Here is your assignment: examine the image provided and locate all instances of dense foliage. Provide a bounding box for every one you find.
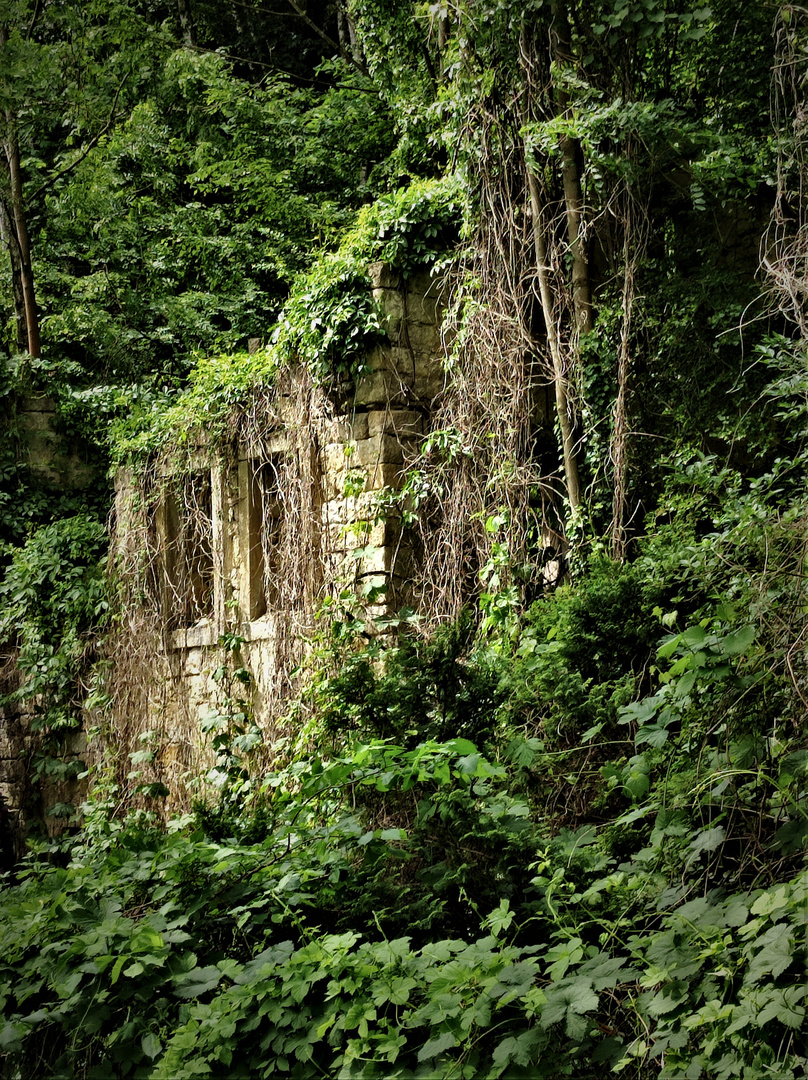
[1,1,807,1078]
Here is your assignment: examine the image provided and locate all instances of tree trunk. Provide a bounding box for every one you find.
[0,23,39,358]
[0,191,26,354]
[611,227,633,561]
[524,156,581,512]
[0,126,39,355]
[177,0,197,48]
[551,1,593,338]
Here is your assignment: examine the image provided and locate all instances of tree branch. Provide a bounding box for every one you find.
[282,0,368,76]
[28,77,126,203]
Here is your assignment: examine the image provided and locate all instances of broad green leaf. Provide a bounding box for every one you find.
[686,826,725,864]
[745,923,794,984]
[173,965,223,999]
[0,1021,24,1052]
[142,1032,162,1059]
[565,979,600,1015]
[545,938,583,981]
[417,1030,458,1061]
[485,899,514,939]
[755,985,806,1029]
[720,625,756,655]
[750,885,790,917]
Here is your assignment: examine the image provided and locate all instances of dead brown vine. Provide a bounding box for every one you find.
[763,6,808,334]
[98,369,342,812]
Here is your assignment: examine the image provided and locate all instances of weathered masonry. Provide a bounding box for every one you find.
[105,263,446,804]
[0,396,98,854]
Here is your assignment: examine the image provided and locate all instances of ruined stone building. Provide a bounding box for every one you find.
[0,263,449,839]
[108,263,446,804]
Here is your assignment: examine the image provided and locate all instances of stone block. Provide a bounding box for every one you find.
[239,614,277,644]
[369,262,439,297]
[369,262,402,291]
[20,409,55,433]
[363,461,402,492]
[328,460,400,500]
[351,545,390,575]
[403,291,442,326]
[0,758,26,789]
[384,319,442,360]
[406,267,437,297]
[352,368,406,407]
[414,363,448,400]
[322,412,369,443]
[352,434,405,468]
[367,409,424,439]
[19,395,57,413]
[354,345,441,406]
[0,781,25,809]
[170,623,216,651]
[374,288,405,324]
[322,492,385,526]
[0,720,22,759]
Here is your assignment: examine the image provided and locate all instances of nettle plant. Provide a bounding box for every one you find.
[1,734,806,1080]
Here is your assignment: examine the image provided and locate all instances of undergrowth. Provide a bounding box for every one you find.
[1,472,807,1077]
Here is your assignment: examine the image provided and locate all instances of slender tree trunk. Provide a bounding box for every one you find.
[520,21,581,513]
[3,127,38,357]
[338,8,349,52]
[344,10,364,68]
[436,8,450,80]
[524,155,581,512]
[177,0,197,48]
[0,24,39,358]
[0,191,26,353]
[610,178,648,561]
[551,0,593,337]
[611,220,633,561]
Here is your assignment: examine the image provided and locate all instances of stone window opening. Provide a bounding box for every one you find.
[156,467,223,643]
[239,453,285,625]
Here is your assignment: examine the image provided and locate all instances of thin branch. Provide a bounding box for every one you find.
[281,0,368,76]
[29,77,126,203]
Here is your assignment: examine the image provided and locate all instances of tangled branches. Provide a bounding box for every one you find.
[763,6,808,333]
[101,370,334,812]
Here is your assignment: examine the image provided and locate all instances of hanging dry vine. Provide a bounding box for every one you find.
[409,56,572,624]
[99,369,337,812]
[763,5,808,333]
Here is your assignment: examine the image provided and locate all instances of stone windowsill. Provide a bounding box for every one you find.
[169,621,217,649]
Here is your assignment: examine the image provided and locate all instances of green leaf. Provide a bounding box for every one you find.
[565,980,600,1015]
[686,826,725,864]
[0,1021,24,1053]
[720,625,756,655]
[545,938,583,981]
[485,899,515,939]
[750,885,790,917]
[142,1032,163,1059]
[492,1029,543,1067]
[745,923,794,984]
[417,1030,458,1060]
[173,965,223,999]
[755,986,806,1029]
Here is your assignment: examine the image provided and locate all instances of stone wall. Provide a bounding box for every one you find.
[0,396,96,849]
[17,395,95,489]
[105,263,446,806]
